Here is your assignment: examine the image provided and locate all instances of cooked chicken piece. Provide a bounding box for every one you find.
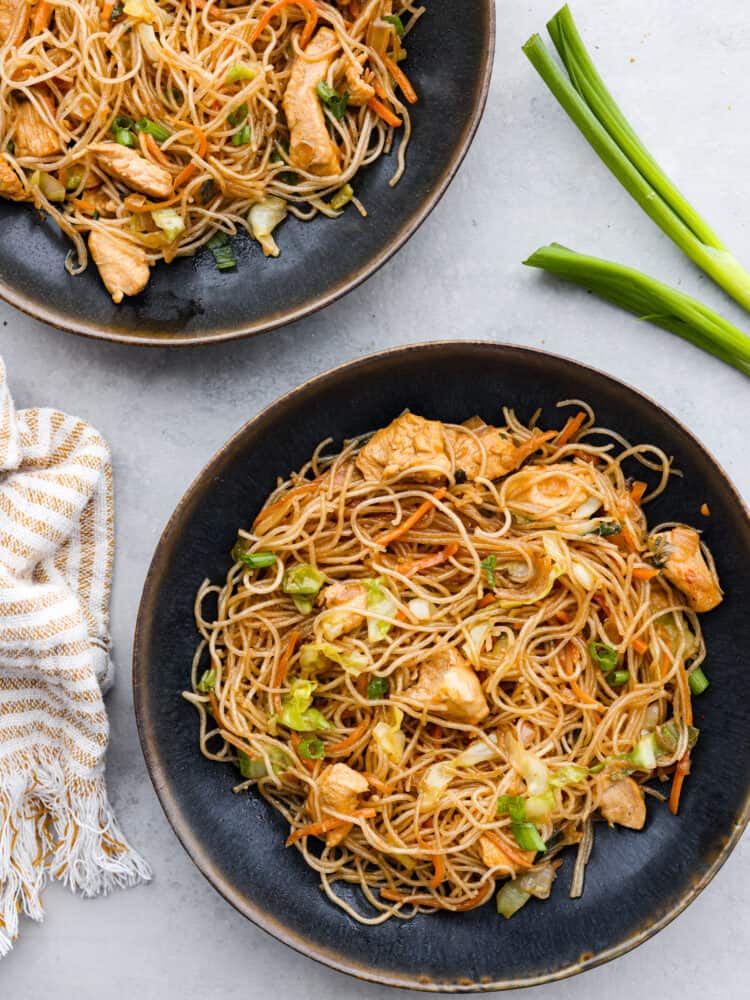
[356,413,452,483]
[505,463,598,517]
[310,763,369,847]
[596,775,646,830]
[0,0,20,44]
[90,143,173,200]
[478,835,518,874]
[402,648,489,725]
[320,581,367,640]
[447,422,554,482]
[652,526,722,613]
[14,99,62,158]
[345,61,375,106]
[0,156,25,201]
[89,230,150,304]
[283,27,340,176]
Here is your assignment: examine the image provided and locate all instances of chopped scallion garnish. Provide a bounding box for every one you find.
[589,641,617,673]
[6,140,15,155]
[316,80,348,120]
[207,231,237,271]
[481,554,497,590]
[135,117,171,142]
[689,667,710,695]
[607,670,630,687]
[231,125,252,147]
[225,63,256,85]
[298,737,325,760]
[232,547,277,569]
[367,677,389,700]
[197,668,216,692]
[330,183,354,212]
[228,103,248,127]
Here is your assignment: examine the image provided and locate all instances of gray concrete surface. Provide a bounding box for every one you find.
[1,1,748,996]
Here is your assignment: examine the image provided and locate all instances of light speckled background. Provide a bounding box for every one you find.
[1,1,749,996]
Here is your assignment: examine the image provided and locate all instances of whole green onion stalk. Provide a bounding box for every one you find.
[524,244,750,377]
[523,5,750,314]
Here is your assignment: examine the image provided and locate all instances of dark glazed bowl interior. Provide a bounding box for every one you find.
[0,2,494,346]
[134,343,750,991]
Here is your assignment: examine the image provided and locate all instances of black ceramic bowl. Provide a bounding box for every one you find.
[134,343,750,991]
[0,3,493,346]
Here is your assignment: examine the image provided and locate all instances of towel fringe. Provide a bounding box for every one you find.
[0,754,151,956]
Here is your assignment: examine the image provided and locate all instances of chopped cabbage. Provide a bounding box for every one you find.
[372,707,406,763]
[278,678,331,732]
[249,196,287,257]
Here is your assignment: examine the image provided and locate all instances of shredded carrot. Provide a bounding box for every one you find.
[555,411,587,448]
[380,880,494,911]
[290,732,316,774]
[429,852,445,890]
[14,4,31,44]
[367,96,402,128]
[700,502,711,517]
[249,0,318,48]
[71,196,97,214]
[661,651,671,679]
[32,0,53,33]
[397,542,458,576]
[630,480,648,506]
[141,131,171,168]
[220,728,253,755]
[668,753,691,815]
[632,565,659,581]
[378,488,447,546]
[363,772,393,795]
[253,475,324,530]
[286,807,377,847]
[100,0,114,26]
[372,78,389,101]
[383,55,417,104]
[568,677,605,713]
[124,192,182,212]
[620,527,637,552]
[271,629,300,711]
[631,637,648,655]
[555,609,571,624]
[326,718,369,755]
[173,124,208,189]
[515,429,558,464]
[477,593,496,608]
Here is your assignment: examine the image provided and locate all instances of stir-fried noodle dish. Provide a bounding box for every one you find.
[0,0,422,302]
[186,404,721,922]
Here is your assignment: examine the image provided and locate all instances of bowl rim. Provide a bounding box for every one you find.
[133,341,750,991]
[0,5,495,348]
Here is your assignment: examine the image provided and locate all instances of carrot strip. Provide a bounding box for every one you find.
[363,772,393,795]
[32,0,53,33]
[326,718,368,755]
[478,593,496,608]
[630,480,648,506]
[286,807,376,846]
[378,488,447,546]
[668,753,691,815]
[220,728,254,755]
[397,542,458,576]
[620,527,637,552]
[569,677,605,712]
[173,124,208,189]
[141,131,171,168]
[249,0,318,48]
[290,732,316,774]
[71,196,97,214]
[514,429,558,465]
[367,96,402,128]
[124,192,183,212]
[271,629,300,711]
[631,637,648,655]
[383,55,417,104]
[555,411,587,447]
[632,565,659,581]
[380,880,494,911]
[429,852,445,890]
[14,4,31,44]
[555,609,571,624]
[253,475,324,530]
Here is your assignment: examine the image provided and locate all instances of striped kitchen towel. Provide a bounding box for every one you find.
[0,357,150,956]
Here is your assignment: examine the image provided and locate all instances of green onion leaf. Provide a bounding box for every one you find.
[330,183,354,212]
[135,117,171,142]
[607,670,630,687]
[689,667,710,695]
[231,124,252,147]
[523,7,750,314]
[589,640,617,673]
[232,547,277,569]
[228,103,248,127]
[92,209,100,220]
[197,668,216,692]
[298,737,325,760]
[226,63,256,85]
[316,80,348,120]
[511,823,547,853]
[112,115,135,131]
[367,676,389,700]
[481,554,497,590]
[207,231,237,271]
[6,140,14,155]
[594,521,621,537]
[113,128,136,148]
[524,244,750,378]
[383,13,405,36]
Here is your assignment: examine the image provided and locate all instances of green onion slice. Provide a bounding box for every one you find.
[589,640,617,673]
[607,670,630,687]
[113,127,136,147]
[383,13,405,36]
[232,546,277,569]
[231,125,252,147]
[298,737,325,760]
[226,63,256,85]
[135,117,171,142]
[688,667,710,695]
[207,231,237,271]
[228,103,248,127]
[367,676,389,700]
[197,668,216,692]
[481,554,497,590]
